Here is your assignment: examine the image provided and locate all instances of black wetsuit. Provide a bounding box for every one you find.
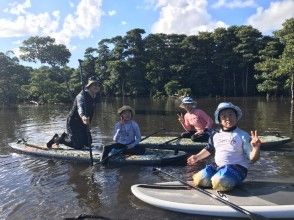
[63,90,98,149]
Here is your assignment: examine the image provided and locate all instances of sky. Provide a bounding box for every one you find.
[0,0,293,68]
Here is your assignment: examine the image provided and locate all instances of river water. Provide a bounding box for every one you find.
[0,97,294,220]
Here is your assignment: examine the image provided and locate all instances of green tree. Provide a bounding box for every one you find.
[274,18,294,100]
[21,67,68,103]
[20,36,71,67]
[254,37,284,99]
[0,52,30,104]
[144,34,169,96]
[164,80,181,96]
[234,26,262,96]
[124,28,148,96]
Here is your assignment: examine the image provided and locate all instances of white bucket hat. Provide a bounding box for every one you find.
[214,102,242,124]
[179,97,197,108]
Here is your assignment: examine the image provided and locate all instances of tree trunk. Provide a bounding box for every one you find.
[222,69,226,96]
[233,72,236,96]
[245,65,248,96]
[121,81,125,104]
[291,73,294,103]
[266,93,270,101]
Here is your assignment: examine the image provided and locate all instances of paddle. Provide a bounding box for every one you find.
[141,128,165,142]
[161,136,182,145]
[152,167,269,220]
[86,126,94,166]
[98,128,166,165]
[78,59,94,166]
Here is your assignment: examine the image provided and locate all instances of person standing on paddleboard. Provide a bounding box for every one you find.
[177,97,214,142]
[47,76,101,149]
[187,102,261,192]
[100,105,145,164]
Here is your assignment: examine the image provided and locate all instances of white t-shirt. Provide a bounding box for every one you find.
[205,127,252,168]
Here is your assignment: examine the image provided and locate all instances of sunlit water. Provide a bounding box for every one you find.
[0,97,294,220]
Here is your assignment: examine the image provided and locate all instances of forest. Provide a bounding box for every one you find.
[0,18,293,104]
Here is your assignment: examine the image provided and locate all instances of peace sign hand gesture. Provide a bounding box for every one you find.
[250,130,261,149]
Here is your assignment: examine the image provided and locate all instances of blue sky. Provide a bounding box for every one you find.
[0,0,293,68]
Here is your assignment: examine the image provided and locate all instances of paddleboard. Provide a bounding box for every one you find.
[140,135,292,152]
[131,180,294,218]
[9,140,187,165]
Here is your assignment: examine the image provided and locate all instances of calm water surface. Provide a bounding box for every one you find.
[0,97,294,220]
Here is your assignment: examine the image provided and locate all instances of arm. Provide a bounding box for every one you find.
[198,110,213,130]
[113,122,121,142]
[127,121,141,148]
[202,110,214,129]
[76,92,90,125]
[177,113,192,131]
[187,133,214,165]
[187,149,211,165]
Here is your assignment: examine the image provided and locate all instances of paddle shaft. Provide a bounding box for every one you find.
[162,136,182,145]
[86,126,94,166]
[79,59,94,166]
[141,128,165,142]
[153,168,269,220]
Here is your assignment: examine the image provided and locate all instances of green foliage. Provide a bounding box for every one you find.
[274,18,294,98]
[20,68,70,103]
[177,88,192,97]
[20,36,71,67]
[164,80,181,96]
[0,52,30,104]
[2,20,294,105]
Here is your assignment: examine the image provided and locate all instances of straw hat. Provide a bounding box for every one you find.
[179,97,197,108]
[214,102,242,124]
[117,105,135,115]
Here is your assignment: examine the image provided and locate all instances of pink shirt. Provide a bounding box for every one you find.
[182,108,213,132]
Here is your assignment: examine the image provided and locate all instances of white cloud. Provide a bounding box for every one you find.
[69,0,75,8]
[0,12,59,37]
[6,0,32,15]
[247,0,294,34]
[150,0,227,35]
[121,21,127,25]
[212,0,257,9]
[108,10,117,16]
[56,0,103,46]
[0,0,104,51]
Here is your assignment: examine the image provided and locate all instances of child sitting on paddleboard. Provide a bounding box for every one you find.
[187,102,261,192]
[100,105,145,164]
[178,97,213,142]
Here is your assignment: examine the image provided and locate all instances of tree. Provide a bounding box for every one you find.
[20,36,71,67]
[254,37,284,99]
[234,26,262,96]
[21,67,68,103]
[0,52,30,104]
[124,28,148,96]
[274,18,294,100]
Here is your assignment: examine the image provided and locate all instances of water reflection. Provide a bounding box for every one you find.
[0,97,294,220]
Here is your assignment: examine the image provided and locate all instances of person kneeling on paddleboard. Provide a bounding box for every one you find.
[46,77,101,149]
[100,105,145,164]
[187,102,261,192]
[177,97,214,142]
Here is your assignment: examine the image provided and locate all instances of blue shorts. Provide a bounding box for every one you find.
[193,163,247,191]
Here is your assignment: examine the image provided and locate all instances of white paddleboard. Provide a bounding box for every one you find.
[131,180,294,218]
